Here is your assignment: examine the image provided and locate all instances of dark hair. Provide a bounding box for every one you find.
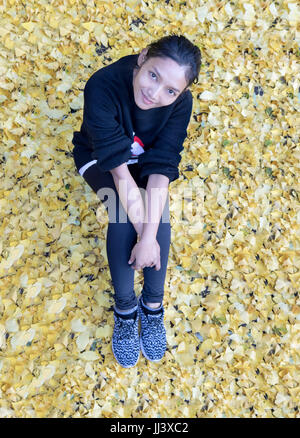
[135,33,202,91]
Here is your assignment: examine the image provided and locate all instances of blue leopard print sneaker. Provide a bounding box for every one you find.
[138,295,167,362]
[111,309,140,368]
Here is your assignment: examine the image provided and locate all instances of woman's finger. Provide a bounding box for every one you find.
[128,253,134,264]
[155,257,161,270]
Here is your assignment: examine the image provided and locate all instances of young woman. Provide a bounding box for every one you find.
[72,34,201,368]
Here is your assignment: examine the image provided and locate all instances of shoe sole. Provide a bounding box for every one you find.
[111,341,140,368]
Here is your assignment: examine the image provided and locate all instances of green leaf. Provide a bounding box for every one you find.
[265,167,273,177]
[264,140,272,147]
[242,227,250,236]
[222,139,231,146]
[212,315,226,326]
[223,167,231,177]
[272,326,287,337]
[265,107,273,117]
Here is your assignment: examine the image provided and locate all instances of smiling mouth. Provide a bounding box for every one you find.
[142,91,154,104]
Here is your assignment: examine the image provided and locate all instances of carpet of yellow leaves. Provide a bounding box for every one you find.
[0,0,299,418]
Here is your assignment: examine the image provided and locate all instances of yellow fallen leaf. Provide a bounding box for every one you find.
[1,244,24,270]
[46,297,66,314]
[10,328,35,350]
[95,325,112,338]
[76,331,90,351]
[82,22,95,32]
[180,256,192,269]
[22,22,35,32]
[190,317,203,332]
[5,319,19,332]
[79,351,99,361]
[26,281,42,299]
[38,365,56,384]
[47,333,57,344]
[199,339,212,352]
[177,341,186,353]
[71,319,87,332]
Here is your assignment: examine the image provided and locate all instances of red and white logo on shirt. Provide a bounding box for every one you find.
[126,131,145,164]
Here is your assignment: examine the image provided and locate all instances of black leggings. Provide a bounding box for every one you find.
[76,161,171,311]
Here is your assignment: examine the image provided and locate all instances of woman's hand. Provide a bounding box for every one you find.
[128,237,161,271]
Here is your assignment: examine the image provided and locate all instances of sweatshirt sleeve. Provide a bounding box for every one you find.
[83,76,132,172]
[138,91,193,184]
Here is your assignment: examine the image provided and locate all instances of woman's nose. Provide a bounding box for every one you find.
[149,86,161,101]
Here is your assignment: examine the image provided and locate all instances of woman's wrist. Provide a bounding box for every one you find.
[139,231,156,243]
[135,222,144,242]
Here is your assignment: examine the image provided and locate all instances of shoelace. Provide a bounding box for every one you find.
[114,316,137,341]
[144,312,164,332]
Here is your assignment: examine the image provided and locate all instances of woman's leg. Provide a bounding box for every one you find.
[141,194,171,307]
[106,221,138,310]
[78,162,139,311]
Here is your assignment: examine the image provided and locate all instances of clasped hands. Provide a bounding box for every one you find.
[128,237,161,271]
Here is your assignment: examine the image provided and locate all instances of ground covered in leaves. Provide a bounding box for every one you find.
[0,0,299,418]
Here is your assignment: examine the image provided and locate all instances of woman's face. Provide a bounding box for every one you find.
[132,48,189,110]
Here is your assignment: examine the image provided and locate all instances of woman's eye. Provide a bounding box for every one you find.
[150,72,175,96]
